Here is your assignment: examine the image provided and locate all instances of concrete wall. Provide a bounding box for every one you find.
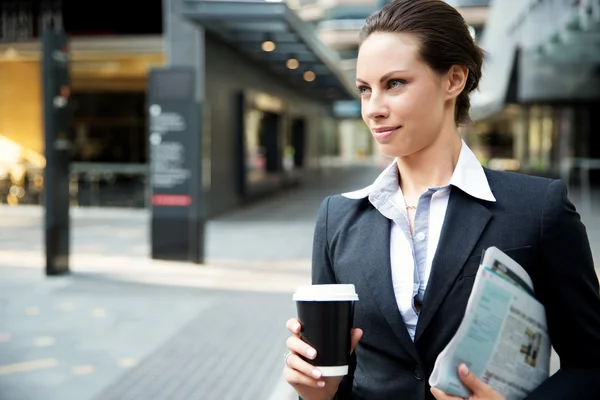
[204,34,334,217]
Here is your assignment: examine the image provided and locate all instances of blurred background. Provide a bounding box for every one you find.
[0,0,598,399]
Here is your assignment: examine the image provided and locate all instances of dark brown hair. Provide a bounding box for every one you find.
[359,0,484,125]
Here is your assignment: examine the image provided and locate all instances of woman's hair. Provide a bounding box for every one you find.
[359,0,484,125]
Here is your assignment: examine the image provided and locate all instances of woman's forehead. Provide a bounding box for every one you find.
[357,33,424,77]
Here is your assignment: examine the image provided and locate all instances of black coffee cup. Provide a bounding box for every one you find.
[293,284,359,376]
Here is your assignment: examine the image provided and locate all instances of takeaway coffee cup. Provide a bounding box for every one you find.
[293,284,359,376]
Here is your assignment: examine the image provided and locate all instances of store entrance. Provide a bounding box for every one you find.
[68,92,148,207]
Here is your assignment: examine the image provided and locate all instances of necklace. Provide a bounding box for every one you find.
[401,186,416,210]
[402,193,416,210]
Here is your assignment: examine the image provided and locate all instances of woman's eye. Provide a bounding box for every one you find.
[388,79,405,89]
[358,86,371,95]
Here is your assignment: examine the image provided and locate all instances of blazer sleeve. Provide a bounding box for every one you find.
[305,197,356,400]
[526,179,600,399]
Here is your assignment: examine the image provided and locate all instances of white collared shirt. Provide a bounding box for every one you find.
[342,140,496,340]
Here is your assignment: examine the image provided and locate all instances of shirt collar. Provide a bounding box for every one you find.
[342,140,496,202]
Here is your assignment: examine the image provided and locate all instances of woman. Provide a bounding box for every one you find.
[283,0,600,399]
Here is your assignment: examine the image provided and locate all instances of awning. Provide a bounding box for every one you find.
[180,0,359,102]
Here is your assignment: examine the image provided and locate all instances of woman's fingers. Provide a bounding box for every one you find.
[286,335,317,360]
[283,364,326,388]
[283,319,349,396]
[350,328,363,353]
[283,322,325,390]
[286,318,302,334]
[285,352,325,381]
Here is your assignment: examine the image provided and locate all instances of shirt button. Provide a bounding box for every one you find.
[416,232,426,241]
[413,364,424,381]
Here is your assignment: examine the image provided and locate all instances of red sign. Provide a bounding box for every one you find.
[152,194,192,207]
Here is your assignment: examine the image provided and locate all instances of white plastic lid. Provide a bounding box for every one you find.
[293,284,359,302]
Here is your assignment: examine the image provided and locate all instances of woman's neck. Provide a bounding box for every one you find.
[396,133,462,196]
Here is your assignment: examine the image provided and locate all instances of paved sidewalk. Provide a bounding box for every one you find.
[0,166,380,400]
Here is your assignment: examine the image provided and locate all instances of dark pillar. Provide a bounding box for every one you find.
[160,0,206,263]
[42,29,71,276]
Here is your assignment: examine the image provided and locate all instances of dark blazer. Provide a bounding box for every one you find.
[311,168,600,400]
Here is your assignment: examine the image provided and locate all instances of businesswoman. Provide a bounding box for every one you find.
[283,0,600,399]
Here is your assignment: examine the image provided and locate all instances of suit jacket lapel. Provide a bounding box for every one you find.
[359,207,422,363]
[414,188,491,342]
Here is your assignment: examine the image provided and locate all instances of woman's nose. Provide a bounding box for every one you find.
[363,94,389,121]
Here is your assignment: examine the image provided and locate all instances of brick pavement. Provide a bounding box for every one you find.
[94,290,292,400]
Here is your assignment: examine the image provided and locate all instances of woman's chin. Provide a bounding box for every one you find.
[377,143,408,159]
[376,139,431,160]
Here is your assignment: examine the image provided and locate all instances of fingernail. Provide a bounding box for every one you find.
[293,323,300,332]
[307,348,316,358]
[459,364,469,376]
[312,369,322,379]
[317,381,325,388]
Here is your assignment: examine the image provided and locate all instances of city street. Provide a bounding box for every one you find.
[1,0,598,399]
[0,166,598,400]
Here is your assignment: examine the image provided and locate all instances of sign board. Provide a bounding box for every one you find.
[148,67,204,263]
[149,103,193,207]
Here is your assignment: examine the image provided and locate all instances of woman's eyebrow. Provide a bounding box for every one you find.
[356,70,409,85]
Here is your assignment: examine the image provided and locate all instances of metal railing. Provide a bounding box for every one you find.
[68,163,149,208]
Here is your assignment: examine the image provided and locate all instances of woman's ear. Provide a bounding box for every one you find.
[445,65,469,100]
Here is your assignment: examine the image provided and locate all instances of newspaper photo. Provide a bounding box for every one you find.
[429,247,551,400]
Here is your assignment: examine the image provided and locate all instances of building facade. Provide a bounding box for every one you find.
[0,0,357,216]
[466,0,600,187]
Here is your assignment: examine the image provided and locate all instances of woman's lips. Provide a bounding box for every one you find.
[372,126,401,142]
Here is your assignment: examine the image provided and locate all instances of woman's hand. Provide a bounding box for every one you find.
[283,318,363,400]
[431,364,504,400]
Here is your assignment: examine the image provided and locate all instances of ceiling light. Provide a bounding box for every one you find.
[286,58,299,69]
[303,70,316,82]
[262,40,276,52]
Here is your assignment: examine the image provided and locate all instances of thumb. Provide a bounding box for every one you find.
[350,328,363,353]
[457,364,487,395]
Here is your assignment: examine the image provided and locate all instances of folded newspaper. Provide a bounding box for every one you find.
[429,247,550,400]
